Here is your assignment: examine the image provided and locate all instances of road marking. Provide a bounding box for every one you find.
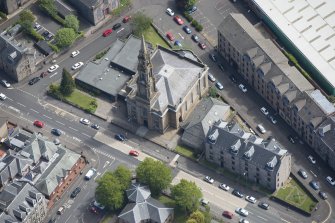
[280,218,291,223]
[81,132,91,137]
[43,114,52,119]
[49,72,58,78]
[72,136,81,142]
[94,172,101,180]
[56,120,65,125]
[310,170,317,177]
[30,108,39,113]
[17,102,26,107]
[117,27,124,33]
[69,127,78,131]
[103,161,110,169]
[178,33,184,39]
[257,215,267,221]
[8,106,20,113]
[6,97,13,101]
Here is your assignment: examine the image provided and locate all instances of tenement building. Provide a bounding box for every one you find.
[126,37,209,133]
[206,121,291,191]
[217,13,335,170]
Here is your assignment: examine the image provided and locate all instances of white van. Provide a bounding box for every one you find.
[85,168,96,180]
[257,124,266,134]
[57,206,65,215]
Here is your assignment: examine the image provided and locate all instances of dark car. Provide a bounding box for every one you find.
[42,31,49,37]
[222,210,233,219]
[258,202,270,210]
[232,189,244,198]
[298,169,308,179]
[29,77,40,85]
[91,124,100,130]
[191,34,199,42]
[112,23,122,30]
[183,25,191,34]
[187,6,197,14]
[319,191,327,200]
[70,187,81,198]
[51,128,62,136]
[40,71,48,78]
[115,134,126,141]
[48,218,56,223]
[309,181,320,190]
[209,53,217,62]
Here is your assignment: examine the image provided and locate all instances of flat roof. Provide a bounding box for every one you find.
[252,0,335,88]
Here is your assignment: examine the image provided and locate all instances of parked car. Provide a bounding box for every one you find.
[319,191,328,200]
[245,196,257,204]
[112,23,122,30]
[326,176,335,186]
[269,115,277,124]
[191,34,199,42]
[123,16,131,23]
[219,183,230,191]
[48,64,59,73]
[183,25,191,34]
[222,210,234,219]
[260,107,269,116]
[215,82,223,90]
[239,219,249,223]
[42,31,49,37]
[34,22,42,30]
[308,155,316,164]
[298,169,308,179]
[72,62,84,70]
[71,50,80,57]
[258,202,270,210]
[239,84,247,93]
[51,128,62,136]
[235,208,248,217]
[209,54,217,62]
[129,150,139,157]
[46,33,53,41]
[33,120,44,128]
[174,16,184,25]
[29,77,40,85]
[80,118,90,125]
[91,124,100,130]
[40,71,48,78]
[1,80,10,88]
[103,29,113,37]
[174,40,182,47]
[85,168,96,180]
[309,181,320,190]
[208,73,216,82]
[115,133,126,141]
[232,189,243,198]
[204,176,214,184]
[200,198,209,206]
[0,93,6,100]
[166,8,175,16]
[257,124,266,134]
[57,206,65,215]
[187,6,197,14]
[288,135,296,144]
[70,187,81,198]
[198,42,206,49]
[166,32,174,41]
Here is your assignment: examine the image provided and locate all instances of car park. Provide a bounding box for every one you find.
[191,34,199,42]
[198,42,206,49]
[33,120,44,128]
[309,181,320,190]
[257,124,266,134]
[245,196,257,204]
[260,107,269,116]
[298,169,308,179]
[174,40,182,47]
[232,189,243,198]
[174,16,184,25]
[29,77,40,85]
[91,124,100,130]
[222,211,234,219]
[112,23,122,30]
[0,93,6,100]
[308,155,316,164]
[72,62,84,70]
[326,176,335,186]
[239,84,247,93]
[218,64,224,71]
[129,150,139,157]
[51,128,62,136]
[215,82,223,90]
[70,187,81,198]
[115,133,126,141]
[219,183,230,191]
[319,191,328,200]
[71,50,80,57]
[103,29,113,37]
[200,198,209,206]
[183,25,191,34]
[123,16,131,23]
[209,54,217,62]
[80,118,90,125]
[235,208,248,217]
[258,202,270,210]
[288,135,296,144]
[48,64,59,73]
[166,8,175,16]
[269,115,277,124]
[204,176,214,184]
[208,73,216,82]
[1,80,10,88]
[166,32,174,41]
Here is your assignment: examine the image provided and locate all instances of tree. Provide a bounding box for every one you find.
[59,68,75,96]
[19,10,35,24]
[171,179,202,213]
[175,0,197,11]
[113,165,132,191]
[136,158,172,196]
[328,95,335,103]
[55,28,76,48]
[186,219,198,223]
[131,12,153,37]
[64,15,79,32]
[95,172,125,211]
[187,210,205,223]
[38,0,57,16]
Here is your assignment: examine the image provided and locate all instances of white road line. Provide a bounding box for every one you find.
[30,108,39,113]
[280,218,291,223]
[43,114,52,119]
[257,215,267,221]
[69,127,78,131]
[56,120,65,125]
[178,33,184,39]
[49,72,58,78]
[17,102,26,107]
[6,97,13,101]
[117,27,124,33]
[81,132,91,137]
[8,106,20,113]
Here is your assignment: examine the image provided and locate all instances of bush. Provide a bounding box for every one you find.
[195,24,203,32]
[183,12,193,22]
[95,48,110,60]
[30,30,44,41]
[0,11,7,19]
[191,20,198,27]
[48,43,60,52]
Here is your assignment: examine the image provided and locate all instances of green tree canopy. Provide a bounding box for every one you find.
[136,158,172,196]
[55,28,76,48]
[171,179,202,213]
[113,165,132,191]
[175,0,197,11]
[64,15,79,32]
[187,210,205,223]
[19,10,35,24]
[186,219,198,223]
[131,12,153,37]
[59,68,75,96]
[38,0,57,16]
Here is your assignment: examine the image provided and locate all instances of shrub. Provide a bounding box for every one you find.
[48,43,60,53]
[30,30,44,41]
[0,11,7,19]
[195,24,203,32]
[183,12,193,22]
[191,20,198,27]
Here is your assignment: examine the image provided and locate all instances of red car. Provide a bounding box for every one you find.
[90,206,98,215]
[103,29,113,37]
[222,211,233,219]
[174,16,184,25]
[166,32,174,41]
[33,120,44,128]
[129,150,140,157]
[123,16,131,23]
[198,42,206,49]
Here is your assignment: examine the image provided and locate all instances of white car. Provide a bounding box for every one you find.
[260,107,269,116]
[239,84,247,93]
[235,208,248,217]
[1,80,10,88]
[257,124,266,134]
[166,8,175,16]
[269,115,277,124]
[200,198,209,206]
[71,50,80,57]
[72,62,84,70]
[204,176,214,184]
[326,176,335,186]
[239,219,249,223]
[80,118,90,125]
[245,196,257,204]
[48,64,59,73]
[0,93,6,100]
[215,82,223,90]
[219,183,230,191]
[208,73,216,82]
[308,155,316,164]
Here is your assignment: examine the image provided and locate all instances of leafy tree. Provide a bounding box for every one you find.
[136,158,172,196]
[95,172,125,211]
[175,0,197,11]
[113,165,132,191]
[20,20,34,33]
[64,15,79,32]
[19,10,35,24]
[38,0,57,16]
[131,12,153,37]
[328,95,335,103]
[187,210,205,223]
[59,68,75,96]
[186,219,198,223]
[171,179,202,213]
[55,28,76,48]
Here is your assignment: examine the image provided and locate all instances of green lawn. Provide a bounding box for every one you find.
[64,89,97,113]
[175,145,195,160]
[274,178,317,213]
[143,25,170,48]
[158,195,188,223]
[100,213,114,223]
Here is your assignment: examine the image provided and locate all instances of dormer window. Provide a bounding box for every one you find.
[243,146,255,160]
[230,139,241,155]
[208,129,219,144]
[266,156,278,171]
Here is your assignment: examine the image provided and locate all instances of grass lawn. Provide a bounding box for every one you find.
[100,213,114,223]
[143,25,170,48]
[175,145,195,160]
[158,195,188,223]
[274,178,317,213]
[64,89,97,113]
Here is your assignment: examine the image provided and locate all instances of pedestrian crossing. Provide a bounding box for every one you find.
[92,148,115,160]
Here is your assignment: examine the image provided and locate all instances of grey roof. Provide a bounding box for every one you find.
[77,0,99,7]
[75,37,141,97]
[34,41,53,56]
[317,116,335,151]
[0,155,32,185]
[126,184,151,203]
[55,0,76,18]
[7,129,32,149]
[310,90,335,115]
[181,98,230,150]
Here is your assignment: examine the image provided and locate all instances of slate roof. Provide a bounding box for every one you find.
[126,184,151,203]
[0,155,32,186]
[317,116,335,151]
[34,41,53,56]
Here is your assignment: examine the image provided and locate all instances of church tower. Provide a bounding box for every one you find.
[136,35,157,103]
